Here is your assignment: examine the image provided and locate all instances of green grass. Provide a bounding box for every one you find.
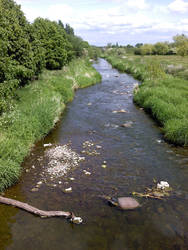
[0,58,101,191]
[103,51,188,146]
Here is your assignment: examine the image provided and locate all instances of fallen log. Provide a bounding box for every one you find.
[0,196,82,224]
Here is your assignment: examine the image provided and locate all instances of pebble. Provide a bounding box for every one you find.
[31,188,38,192]
[102,165,107,168]
[117,197,140,210]
[83,170,91,175]
[32,165,35,169]
[58,181,62,184]
[44,143,52,147]
[121,122,133,128]
[70,178,75,181]
[96,145,102,149]
[37,181,43,185]
[64,187,72,193]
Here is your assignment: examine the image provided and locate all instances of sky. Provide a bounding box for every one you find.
[15,0,188,46]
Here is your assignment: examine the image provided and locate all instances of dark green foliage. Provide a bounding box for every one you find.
[0,0,45,113]
[32,18,70,70]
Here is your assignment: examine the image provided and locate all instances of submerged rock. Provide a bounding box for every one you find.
[117,197,140,210]
[120,121,133,128]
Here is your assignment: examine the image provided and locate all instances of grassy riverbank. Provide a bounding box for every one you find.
[0,58,101,191]
[104,53,188,146]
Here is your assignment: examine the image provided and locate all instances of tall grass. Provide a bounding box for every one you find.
[104,52,188,146]
[0,58,101,191]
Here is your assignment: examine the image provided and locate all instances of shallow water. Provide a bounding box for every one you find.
[1,59,188,250]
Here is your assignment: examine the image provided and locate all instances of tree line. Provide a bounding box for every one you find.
[107,34,188,56]
[0,0,97,114]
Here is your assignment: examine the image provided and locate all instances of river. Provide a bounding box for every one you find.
[1,59,188,250]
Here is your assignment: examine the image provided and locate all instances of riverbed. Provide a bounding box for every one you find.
[1,59,188,250]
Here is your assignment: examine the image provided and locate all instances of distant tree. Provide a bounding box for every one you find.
[173,34,188,56]
[140,44,154,55]
[135,43,143,48]
[58,20,64,29]
[65,24,74,36]
[153,42,169,55]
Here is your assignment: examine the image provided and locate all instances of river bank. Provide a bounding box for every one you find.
[0,58,101,191]
[103,53,188,146]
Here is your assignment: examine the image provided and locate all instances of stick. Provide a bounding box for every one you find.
[0,196,80,222]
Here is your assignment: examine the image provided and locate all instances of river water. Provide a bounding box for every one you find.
[1,59,188,250]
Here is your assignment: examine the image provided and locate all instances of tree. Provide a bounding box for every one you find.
[65,24,74,36]
[153,42,169,55]
[173,34,188,56]
[0,0,43,113]
[140,44,154,55]
[33,18,69,70]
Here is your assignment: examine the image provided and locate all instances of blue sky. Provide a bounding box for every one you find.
[15,0,188,46]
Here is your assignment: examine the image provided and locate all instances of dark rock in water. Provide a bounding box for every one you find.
[118,197,140,210]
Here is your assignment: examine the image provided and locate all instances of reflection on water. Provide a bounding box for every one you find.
[1,59,188,250]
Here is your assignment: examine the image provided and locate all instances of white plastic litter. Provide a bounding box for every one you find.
[157,181,169,190]
[72,217,83,224]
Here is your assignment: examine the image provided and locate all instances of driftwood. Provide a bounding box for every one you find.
[0,196,82,224]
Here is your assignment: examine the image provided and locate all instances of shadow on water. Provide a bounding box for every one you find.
[1,59,188,250]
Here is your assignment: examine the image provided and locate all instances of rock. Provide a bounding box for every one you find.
[37,181,42,185]
[32,165,35,169]
[31,188,38,192]
[58,181,62,184]
[120,121,133,128]
[96,145,102,149]
[44,143,52,147]
[64,187,72,193]
[87,103,92,106]
[101,165,107,168]
[83,170,91,175]
[112,109,127,113]
[69,177,75,181]
[117,197,140,210]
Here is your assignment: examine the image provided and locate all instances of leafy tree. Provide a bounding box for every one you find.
[33,18,69,69]
[173,34,188,56]
[65,23,74,36]
[135,43,143,48]
[153,42,169,55]
[140,44,154,55]
[0,0,43,112]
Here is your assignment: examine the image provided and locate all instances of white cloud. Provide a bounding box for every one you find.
[126,0,149,10]
[168,0,188,13]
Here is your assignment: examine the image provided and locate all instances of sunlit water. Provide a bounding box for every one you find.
[1,59,188,250]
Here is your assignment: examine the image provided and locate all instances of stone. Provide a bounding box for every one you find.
[101,165,107,168]
[64,187,72,193]
[117,197,140,210]
[121,121,133,128]
[31,188,38,192]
